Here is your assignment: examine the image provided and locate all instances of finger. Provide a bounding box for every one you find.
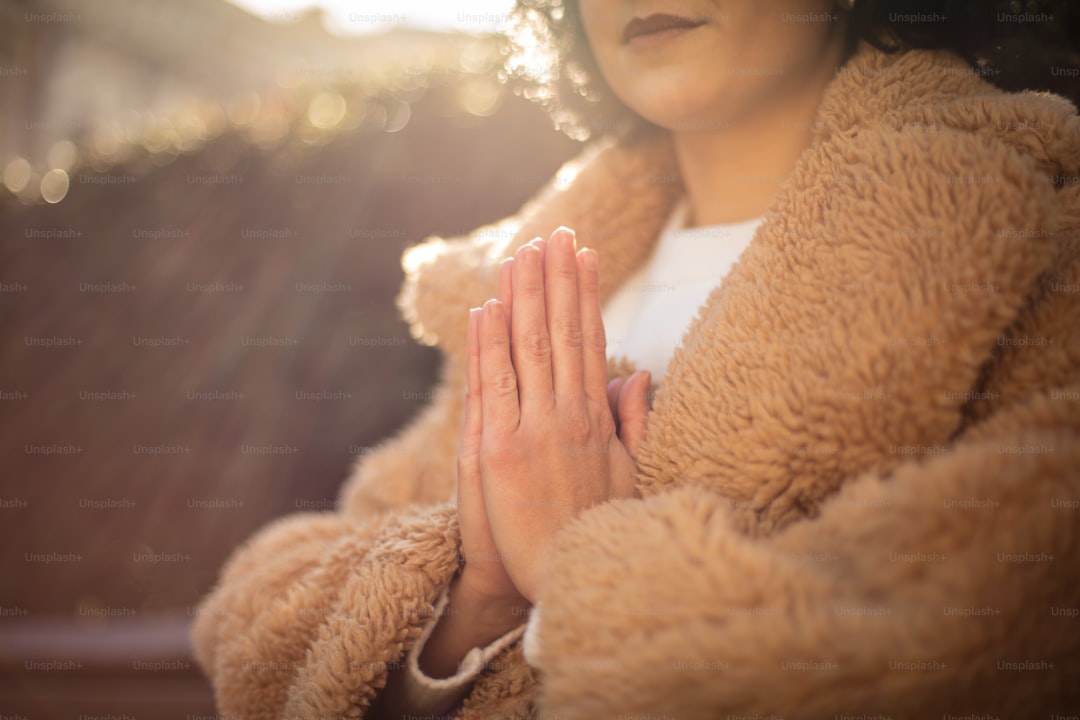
[606,376,627,431]
[577,247,608,405]
[545,227,584,402]
[511,242,553,408]
[514,238,544,351]
[479,299,520,432]
[497,257,514,339]
[618,370,652,460]
[464,307,483,446]
[458,309,489,570]
[458,308,483,491]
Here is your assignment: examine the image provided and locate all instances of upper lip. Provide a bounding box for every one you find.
[622,13,707,44]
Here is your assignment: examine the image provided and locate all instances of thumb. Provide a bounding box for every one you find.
[617,370,651,460]
[606,376,627,430]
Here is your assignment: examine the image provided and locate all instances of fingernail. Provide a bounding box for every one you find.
[519,244,539,266]
[552,226,576,250]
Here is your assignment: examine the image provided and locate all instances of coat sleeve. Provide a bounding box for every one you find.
[530,391,1080,719]
[191,500,463,719]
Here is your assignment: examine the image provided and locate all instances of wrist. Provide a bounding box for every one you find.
[416,573,529,680]
[451,570,531,631]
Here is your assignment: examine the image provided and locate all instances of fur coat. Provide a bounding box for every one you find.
[192,41,1080,719]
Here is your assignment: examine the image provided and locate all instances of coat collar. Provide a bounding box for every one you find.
[398,41,1080,534]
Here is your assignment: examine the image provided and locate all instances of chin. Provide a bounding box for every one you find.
[613,63,726,126]
[628,90,729,133]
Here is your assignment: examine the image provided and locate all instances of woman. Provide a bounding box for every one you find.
[192,1,1080,718]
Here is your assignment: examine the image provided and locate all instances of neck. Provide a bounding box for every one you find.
[672,45,848,228]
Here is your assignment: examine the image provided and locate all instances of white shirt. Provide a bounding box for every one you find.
[601,199,762,379]
[401,199,764,707]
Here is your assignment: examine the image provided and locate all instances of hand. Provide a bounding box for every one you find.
[470,227,651,603]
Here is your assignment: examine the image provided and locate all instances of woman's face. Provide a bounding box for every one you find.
[577,0,850,131]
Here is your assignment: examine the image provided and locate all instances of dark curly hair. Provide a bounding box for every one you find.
[502,0,1080,140]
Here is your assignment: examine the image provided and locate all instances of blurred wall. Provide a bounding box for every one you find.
[0,1,580,715]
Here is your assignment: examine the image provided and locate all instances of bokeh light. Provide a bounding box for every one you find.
[3,157,32,194]
[307,92,347,129]
[40,168,70,204]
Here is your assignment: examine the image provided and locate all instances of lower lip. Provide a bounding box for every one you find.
[626,25,703,51]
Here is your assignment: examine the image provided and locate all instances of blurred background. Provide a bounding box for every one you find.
[0,0,578,714]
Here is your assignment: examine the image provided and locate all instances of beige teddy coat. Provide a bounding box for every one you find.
[192,42,1080,719]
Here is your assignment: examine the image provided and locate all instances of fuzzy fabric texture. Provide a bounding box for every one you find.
[192,41,1080,719]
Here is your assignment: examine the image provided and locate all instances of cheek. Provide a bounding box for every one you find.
[576,1,620,57]
[577,7,621,82]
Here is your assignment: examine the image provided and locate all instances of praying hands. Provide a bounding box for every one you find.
[457,227,653,606]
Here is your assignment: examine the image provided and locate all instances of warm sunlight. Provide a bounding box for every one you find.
[226,0,517,34]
